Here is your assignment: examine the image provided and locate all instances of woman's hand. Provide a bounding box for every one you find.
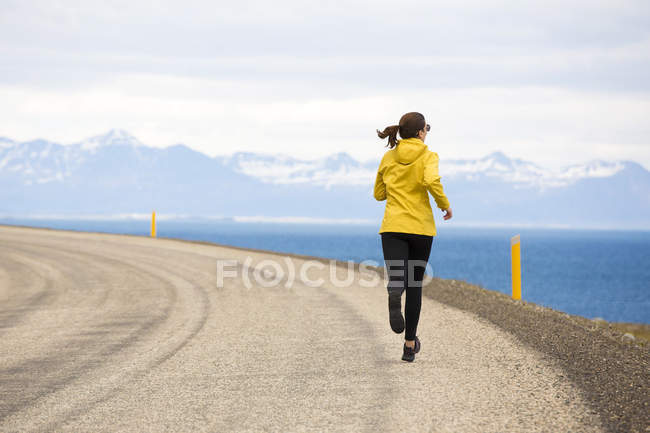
[442,207,453,221]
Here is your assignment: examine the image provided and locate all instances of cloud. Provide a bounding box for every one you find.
[2,74,648,169]
[0,0,649,168]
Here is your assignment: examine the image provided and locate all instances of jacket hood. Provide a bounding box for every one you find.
[395,137,427,164]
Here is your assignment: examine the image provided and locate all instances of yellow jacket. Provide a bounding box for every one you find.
[374,137,450,236]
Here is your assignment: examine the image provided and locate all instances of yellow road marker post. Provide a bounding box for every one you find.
[151,211,156,238]
[511,234,521,300]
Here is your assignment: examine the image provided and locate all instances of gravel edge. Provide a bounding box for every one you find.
[419,276,650,433]
[2,224,649,432]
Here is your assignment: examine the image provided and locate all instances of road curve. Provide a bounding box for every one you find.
[0,225,603,432]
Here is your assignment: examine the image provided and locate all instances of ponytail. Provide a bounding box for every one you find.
[377,112,427,149]
[376,124,400,149]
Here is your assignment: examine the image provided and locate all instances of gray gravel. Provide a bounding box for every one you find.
[0,224,618,432]
[419,276,650,433]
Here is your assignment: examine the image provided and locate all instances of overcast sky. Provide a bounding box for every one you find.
[1,0,649,168]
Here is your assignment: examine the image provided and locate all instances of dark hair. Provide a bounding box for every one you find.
[376,112,426,148]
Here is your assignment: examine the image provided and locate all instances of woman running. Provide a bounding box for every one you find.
[374,112,452,362]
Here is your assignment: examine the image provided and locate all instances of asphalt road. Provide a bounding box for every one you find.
[0,225,604,432]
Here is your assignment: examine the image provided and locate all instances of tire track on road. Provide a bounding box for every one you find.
[0,248,58,333]
[0,242,181,426]
[0,241,209,428]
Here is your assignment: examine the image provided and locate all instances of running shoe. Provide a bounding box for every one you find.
[402,343,416,362]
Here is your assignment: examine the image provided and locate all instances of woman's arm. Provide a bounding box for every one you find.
[373,168,387,201]
[373,154,387,201]
[423,152,450,210]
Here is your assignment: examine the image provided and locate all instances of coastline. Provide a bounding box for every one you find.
[1,222,649,432]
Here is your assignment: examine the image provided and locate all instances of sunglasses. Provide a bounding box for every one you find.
[425,124,431,132]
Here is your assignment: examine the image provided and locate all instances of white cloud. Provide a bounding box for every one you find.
[2,74,649,169]
[0,0,649,169]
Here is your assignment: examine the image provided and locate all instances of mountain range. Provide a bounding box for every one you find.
[1,129,649,229]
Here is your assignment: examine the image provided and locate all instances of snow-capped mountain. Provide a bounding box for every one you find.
[221,151,377,187]
[444,152,628,189]
[0,129,148,186]
[1,130,649,229]
[0,129,634,190]
[224,149,631,191]
[76,129,144,152]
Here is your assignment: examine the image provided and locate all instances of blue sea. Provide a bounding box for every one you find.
[2,218,649,324]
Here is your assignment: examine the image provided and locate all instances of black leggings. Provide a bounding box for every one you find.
[380,232,433,341]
